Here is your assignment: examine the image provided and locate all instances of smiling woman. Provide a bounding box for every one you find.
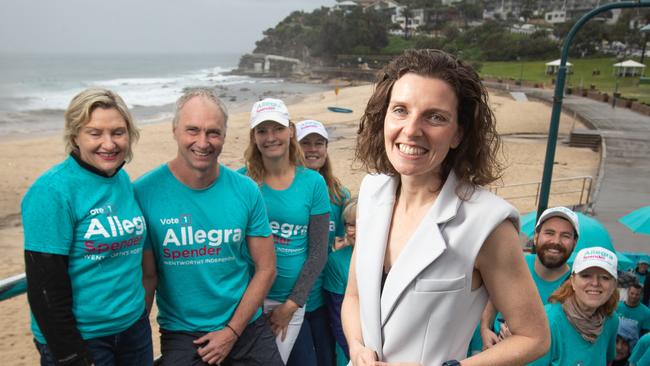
[241,98,330,364]
[530,247,620,366]
[342,49,550,366]
[21,88,152,365]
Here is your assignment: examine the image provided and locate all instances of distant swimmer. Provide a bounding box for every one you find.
[23,88,153,365]
[135,87,282,366]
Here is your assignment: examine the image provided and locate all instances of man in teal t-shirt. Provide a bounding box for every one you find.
[480,206,578,350]
[135,88,282,366]
[618,283,650,336]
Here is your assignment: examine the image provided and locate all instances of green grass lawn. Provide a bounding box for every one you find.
[480,57,650,104]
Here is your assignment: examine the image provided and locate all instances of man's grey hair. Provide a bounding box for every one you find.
[173,87,229,128]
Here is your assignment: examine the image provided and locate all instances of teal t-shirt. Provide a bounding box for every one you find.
[495,254,570,332]
[617,301,650,335]
[134,164,270,332]
[630,332,650,366]
[305,186,350,312]
[241,166,329,303]
[636,271,647,286]
[328,187,350,248]
[525,253,571,304]
[323,245,353,295]
[529,302,618,366]
[22,156,146,343]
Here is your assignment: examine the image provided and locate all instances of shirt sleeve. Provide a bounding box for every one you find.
[246,183,272,238]
[22,183,74,255]
[310,174,330,216]
[631,334,650,364]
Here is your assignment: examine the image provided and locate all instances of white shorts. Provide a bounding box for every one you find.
[263,298,306,364]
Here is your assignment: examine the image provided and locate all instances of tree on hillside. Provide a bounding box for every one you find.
[554,20,605,56]
[253,6,389,62]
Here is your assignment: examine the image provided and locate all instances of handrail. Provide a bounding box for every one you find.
[0,273,26,301]
[490,176,593,210]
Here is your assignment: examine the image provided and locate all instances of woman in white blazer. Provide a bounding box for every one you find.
[341,49,550,366]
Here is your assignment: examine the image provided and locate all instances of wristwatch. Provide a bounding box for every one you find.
[442,361,460,366]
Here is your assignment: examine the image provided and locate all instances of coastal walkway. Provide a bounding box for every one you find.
[487,82,650,252]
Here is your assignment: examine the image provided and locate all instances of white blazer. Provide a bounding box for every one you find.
[354,172,518,365]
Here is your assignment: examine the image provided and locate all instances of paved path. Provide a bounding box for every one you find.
[488,83,650,252]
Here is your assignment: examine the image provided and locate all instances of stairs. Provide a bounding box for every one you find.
[569,129,601,150]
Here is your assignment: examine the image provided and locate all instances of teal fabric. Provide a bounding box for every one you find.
[494,254,570,333]
[306,187,350,312]
[617,301,650,334]
[630,332,650,366]
[525,253,571,304]
[22,156,146,343]
[239,166,329,303]
[528,302,618,366]
[323,245,353,296]
[335,341,349,366]
[134,164,270,331]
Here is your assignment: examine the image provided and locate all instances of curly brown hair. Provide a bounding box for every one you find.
[355,49,502,194]
[548,276,619,317]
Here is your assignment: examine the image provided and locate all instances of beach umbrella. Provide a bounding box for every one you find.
[619,206,650,235]
[520,211,614,252]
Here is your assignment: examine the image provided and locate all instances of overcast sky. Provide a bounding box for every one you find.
[0,0,337,54]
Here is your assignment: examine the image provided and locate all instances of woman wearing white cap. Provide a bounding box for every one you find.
[530,246,620,365]
[242,98,330,363]
[288,119,350,366]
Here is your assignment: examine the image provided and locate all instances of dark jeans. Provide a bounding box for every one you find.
[35,311,153,366]
[287,306,335,366]
[159,316,283,366]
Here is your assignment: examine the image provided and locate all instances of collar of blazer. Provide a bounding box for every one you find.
[358,172,463,339]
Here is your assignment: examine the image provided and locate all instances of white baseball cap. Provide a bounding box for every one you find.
[572,247,618,279]
[296,120,329,141]
[250,98,290,129]
[535,206,580,237]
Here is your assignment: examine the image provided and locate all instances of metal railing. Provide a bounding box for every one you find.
[490,175,593,212]
[0,273,26,301]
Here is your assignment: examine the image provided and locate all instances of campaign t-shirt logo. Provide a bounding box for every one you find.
[83,204,146,259]
[158,214,243,263]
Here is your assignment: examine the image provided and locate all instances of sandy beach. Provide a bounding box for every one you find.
[0,83,598,364]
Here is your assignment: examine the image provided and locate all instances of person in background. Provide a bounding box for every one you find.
[635,259,649,286]
[530,247,620,366]
[618,283,650,337]
[615,318,639,366]
[287,119,350,366]
[324,198,358,366]
[481,206,579,348]
[242,98,330,364]
[342,49,548,366]
[22,88,152,365]
[135,88,281,365]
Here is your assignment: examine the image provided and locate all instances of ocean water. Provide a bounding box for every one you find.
[0,53,328,137]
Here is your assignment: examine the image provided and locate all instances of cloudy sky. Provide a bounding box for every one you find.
[0,0,337,54]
